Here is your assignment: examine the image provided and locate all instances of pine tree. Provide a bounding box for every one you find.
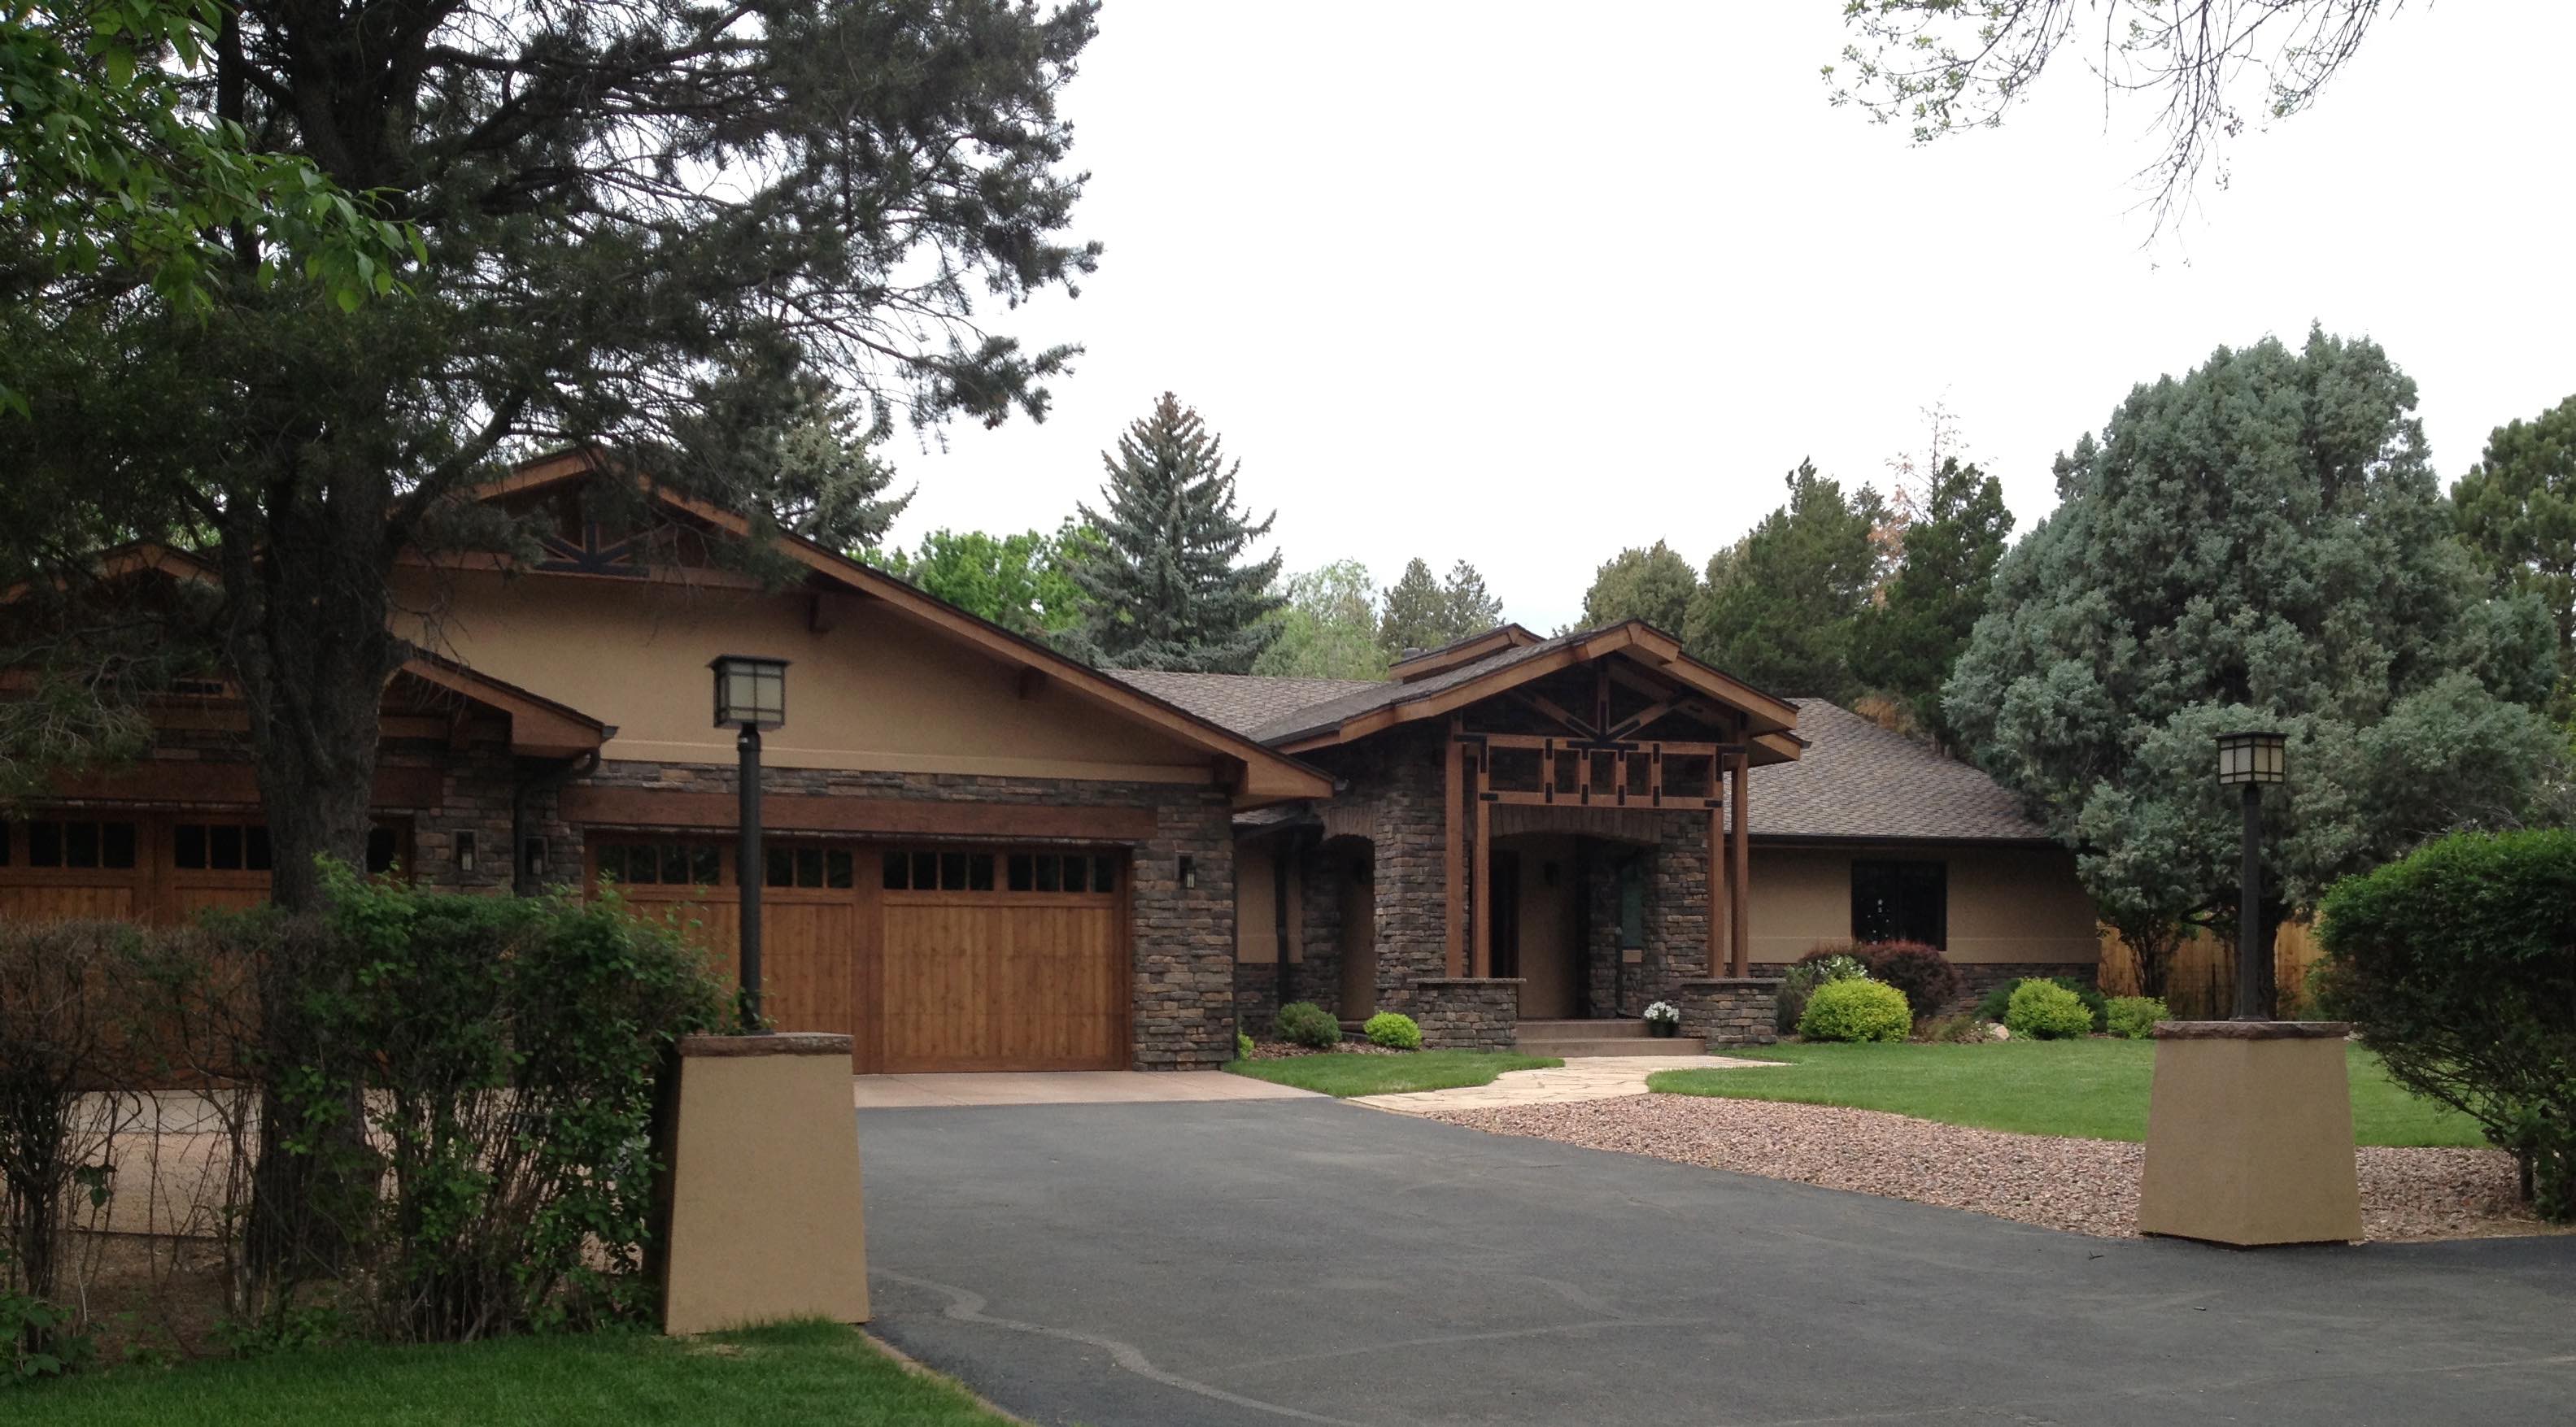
[1580,542,1699,633]
[1441,560,1506,635]
[1682,461,1889,699]
[1377,557,1507,658]
[1069,394,1283,672]
[1849,457,2013,746]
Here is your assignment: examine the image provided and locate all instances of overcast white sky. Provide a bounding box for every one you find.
[885,2,2576,633]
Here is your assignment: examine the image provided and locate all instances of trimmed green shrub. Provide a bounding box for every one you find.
[1275,1001,1340,1049]
[1798,977,1912,1042]
[1775,952,1872,1034]
[2317,829,2576,1220]
[1362,1012,1423,1051]
[1976,975,2107,1031]
[1236,1032,1255,1060]
[2105,995,2168,1040]
[2005,980,2095,1039]
[1861,942,1961,1020]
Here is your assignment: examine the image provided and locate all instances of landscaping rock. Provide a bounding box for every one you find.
[1428,1096,2562,1242]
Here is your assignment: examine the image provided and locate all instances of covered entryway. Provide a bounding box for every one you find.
[596,838,1131,1073]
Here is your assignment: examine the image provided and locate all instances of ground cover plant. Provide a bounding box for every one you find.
[7,1319,1006,1425]
[2317,828,2576,1219]
[1645,1041,2485,1146]
[1224,1051,1559,1099]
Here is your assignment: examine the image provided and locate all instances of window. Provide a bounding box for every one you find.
[1615,855,1645,951]
[1851,859,1946,947]
[172,822,270,872]
[596,839,725,887]
[885,847,1115,894]
[763,846,853,890]
[27,820,139,871]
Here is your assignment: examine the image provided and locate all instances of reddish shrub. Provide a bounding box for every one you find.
[1862,942,1962,1019]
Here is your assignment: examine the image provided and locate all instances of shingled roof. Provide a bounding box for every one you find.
[1747,699,2049,842]
[1108,671,1385,735]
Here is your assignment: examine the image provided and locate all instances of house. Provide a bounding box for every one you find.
[1123,631,2099,1048]
[2,454,2095,1070]
[0,453,1330,1073]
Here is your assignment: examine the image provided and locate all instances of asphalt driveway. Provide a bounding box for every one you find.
[857,1098,2576,1426]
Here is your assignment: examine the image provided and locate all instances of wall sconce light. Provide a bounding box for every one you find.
[1179,855,1196,890]
[457,830,478,876]
[521,837,547,882]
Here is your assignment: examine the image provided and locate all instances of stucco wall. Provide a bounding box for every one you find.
[1747,842,2096,965]
[395,568,1219,784]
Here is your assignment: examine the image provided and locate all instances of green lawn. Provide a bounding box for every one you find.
[11,1320,1010,1427]
[1649,1039,2487,1146]
[1224,1048,1560,1097]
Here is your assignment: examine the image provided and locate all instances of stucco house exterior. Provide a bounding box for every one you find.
[3,455,2096,1070]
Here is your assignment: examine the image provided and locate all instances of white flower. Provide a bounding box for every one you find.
[1643,1000,1681,1024]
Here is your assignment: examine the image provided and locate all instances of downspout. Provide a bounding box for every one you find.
[512,750,600,895]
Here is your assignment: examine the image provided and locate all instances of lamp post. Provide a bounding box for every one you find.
[712,655,788,1029]
[2214,731,2286,1021]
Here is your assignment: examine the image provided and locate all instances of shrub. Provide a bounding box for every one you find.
[1275,1001,1340,1050]
[2105,995,2168,1040]
[2317,829,2576,1220]
[1798,978,1912,1042]
[1862,942,1962,1020]
[1913,1013,1987,1044]
[2005,980,2095,1039]
[1976,976,2107,1031]
[1362,1012,1422,1051]
[1775,953,1872,1034]
[1236,1032,1255,1060]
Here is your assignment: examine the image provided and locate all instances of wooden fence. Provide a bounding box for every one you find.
[2096,920,2324,1020]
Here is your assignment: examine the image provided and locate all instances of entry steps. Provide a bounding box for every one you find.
[1514,1018,1707,1059]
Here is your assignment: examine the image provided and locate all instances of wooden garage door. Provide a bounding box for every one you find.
[0,813,410,925]
[595,840,1129,1073]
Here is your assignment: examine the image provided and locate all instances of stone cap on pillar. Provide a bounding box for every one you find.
[2151,1020,2351,1041]
[1676,977,1786,990]
[678,1032,855,1058]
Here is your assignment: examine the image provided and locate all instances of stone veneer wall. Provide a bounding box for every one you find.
[1672,977,1781,1046]
[1409,978,1519,1051]
[580,759,1240,1070]
[1296,729,1452,1017]
[1576,816,1717,1019]
[1750,959,2098,1015]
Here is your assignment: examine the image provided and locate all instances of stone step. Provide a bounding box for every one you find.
[1514,1018,1652,1040]
[1519,1036,1710,1059]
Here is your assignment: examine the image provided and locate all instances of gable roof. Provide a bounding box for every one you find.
[1242,621,1802,759]
[1111,670,1385,735]
[1747,699,2048,843]
[1386,624,1543,681]
[463,451,1334,807]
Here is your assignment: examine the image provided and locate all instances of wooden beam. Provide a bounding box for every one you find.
[47,764,445,810]
[560,786,1159,842]
[1707,803,1725,977]
[1730,750,1751,976]
[1444,729,1465,977]
[1471,748,1493,979]
[1606,699,1680,741]
[1508,691,1597,738]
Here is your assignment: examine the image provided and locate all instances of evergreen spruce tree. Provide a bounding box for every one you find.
[1377,557,1506,656]
[1441,560,1506,635]
[1850,457,2013,746]
[1070,394,1284,672]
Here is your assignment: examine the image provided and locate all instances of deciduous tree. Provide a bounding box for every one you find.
[874,522,1098,640]
[1946,329,2568,1003]
[1067,394,1282,672]
[1254,561,1388,680]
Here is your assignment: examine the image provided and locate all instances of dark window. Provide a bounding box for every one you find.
[1092,855,1118,894]
[661,844,691,885]
[766,848,794,888]
[826,851,854,890]
[883,851,908,890]
[103,821,138,870]
[1007,854,1033,891]
[174,824,208,869]
[796,847,824,888]
[911,851,937,890]
[1852,859,1946,948]
[244,826,272,872]
[1034,855,1060,893]
[66,820,100,868]
[363,826,399,877]
[28,820,62,867]
[968,854,995,892]
[691,845,721,885]
[27,820,137,871]
[1062,855,1087,894]
[0,821,10,866]
[208,824,242,871]
[939,851,966,891]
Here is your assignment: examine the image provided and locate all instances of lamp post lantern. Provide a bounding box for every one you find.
[712,655,788,1029]
[2214,730,2286,1020]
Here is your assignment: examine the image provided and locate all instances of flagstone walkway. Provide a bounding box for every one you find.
[1349,1052,1780,1115]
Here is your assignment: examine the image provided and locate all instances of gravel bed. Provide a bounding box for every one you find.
[1427,1096,2561,1242]
[1246,1039,1399,1060]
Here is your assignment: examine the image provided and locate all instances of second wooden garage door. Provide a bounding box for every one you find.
[597,840,1130,1072]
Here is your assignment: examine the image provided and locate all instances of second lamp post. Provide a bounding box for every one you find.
[2214,730,2286,1021]
[713,655,788,1030]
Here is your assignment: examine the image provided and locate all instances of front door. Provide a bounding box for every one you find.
[1338,851,1375,1018]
